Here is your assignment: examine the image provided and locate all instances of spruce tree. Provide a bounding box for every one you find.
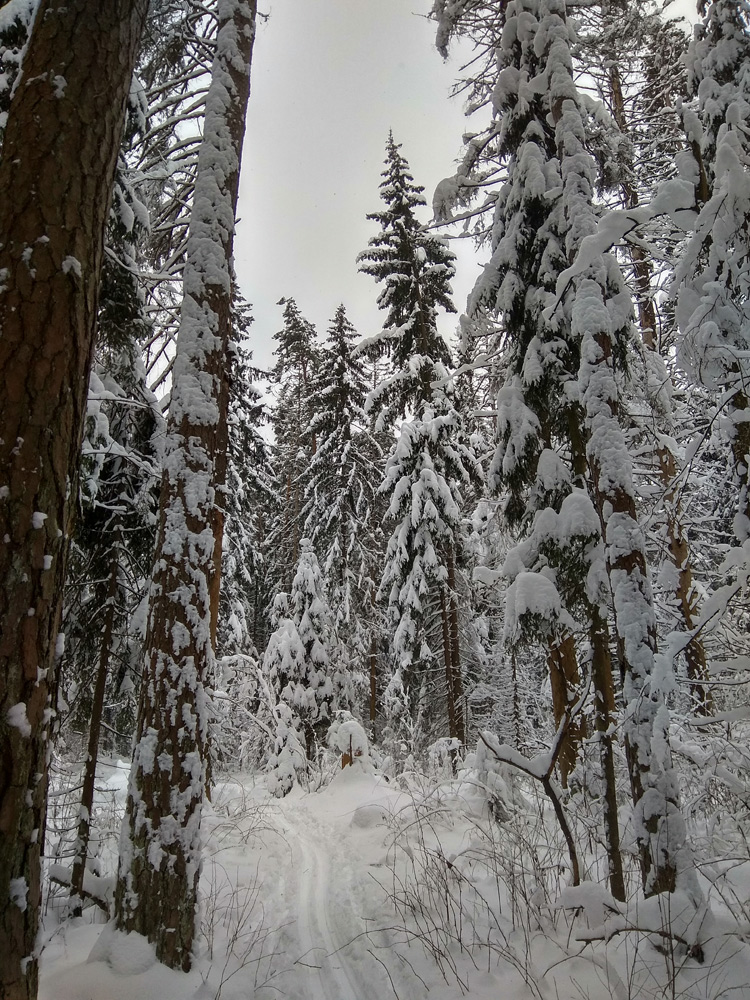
[303,305,384,659]
[359,136,480,748]
[265,539,346,759]
[267,297,320,590]
[358,132,456,423]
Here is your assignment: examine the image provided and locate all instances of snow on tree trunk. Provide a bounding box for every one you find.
[0,2,148,996]
[114,0,256,971]
[606,49,712,715]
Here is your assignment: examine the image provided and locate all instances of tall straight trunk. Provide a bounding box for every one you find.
[0,3,147,997]
[446,552,465,745]
[439,587,458,739]
[608,58,711,715]
[114,1,257,972]
[369,589,378,723]
[590,610,626,901]
[69,555,120,917]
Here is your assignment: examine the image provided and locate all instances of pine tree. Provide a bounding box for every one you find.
[114,0,256,971]
[0,3,148,995]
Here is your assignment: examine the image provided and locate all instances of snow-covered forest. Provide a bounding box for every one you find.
[2,0,750,998]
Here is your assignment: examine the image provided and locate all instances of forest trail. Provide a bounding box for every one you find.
[277,800,388,1000]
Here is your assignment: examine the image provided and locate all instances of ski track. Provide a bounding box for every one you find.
[281,807,383,1000]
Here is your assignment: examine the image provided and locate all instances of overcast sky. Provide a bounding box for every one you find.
[234,0,477,372]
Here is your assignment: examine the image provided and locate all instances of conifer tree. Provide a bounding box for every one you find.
[359,136,480,747]
[268,297,320,589]
[265,539,346,759]
[303,305,384,660]
[358,132,455,423]
[675,0,750,541]
[114,0,257,970]
[0,3,148,994]
[433,0,697,903]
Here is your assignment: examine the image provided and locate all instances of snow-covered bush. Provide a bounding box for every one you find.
[266,703,307,798]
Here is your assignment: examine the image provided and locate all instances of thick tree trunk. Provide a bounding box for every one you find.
[0,3,147,997]
[114,0,256,972]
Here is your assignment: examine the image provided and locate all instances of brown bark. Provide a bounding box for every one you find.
[114,2,256,971]
[0,3,147,997]
[69,557,120,917]
[547,634,585,787]
[590,610,626,901]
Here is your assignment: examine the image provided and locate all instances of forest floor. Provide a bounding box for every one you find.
[38,759,750,1000]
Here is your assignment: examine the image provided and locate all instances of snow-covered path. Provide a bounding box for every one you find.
[40,765,419,1000]
[279,802,384,1000]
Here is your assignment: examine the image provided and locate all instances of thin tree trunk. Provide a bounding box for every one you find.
[440,587,458,739]
[590,610,626,902]
[607,59,712,715]
[114,1,256,971]
[608,55,709,708]
[369,589,378,724]
[69,556,120,917]
[547,635,584,788]
[447,552,465,745]
[0,3,147,997]
[369,634,378,723]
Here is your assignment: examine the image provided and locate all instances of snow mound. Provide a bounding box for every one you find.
[350,803,390,829]
[87,925,156,975]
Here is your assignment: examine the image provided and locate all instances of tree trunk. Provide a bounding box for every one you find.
[114,0,256,972]
[440,587,458,739]
[590,610,626,902]
[581,304,689,898]
[546,634,584,788]
[69,554,120,917]
[0,3,147,996]
[608,58,711,715]
[447,552,466,745]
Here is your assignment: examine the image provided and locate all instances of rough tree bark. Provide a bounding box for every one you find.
[114,0,256,971]
[0,3,147,997]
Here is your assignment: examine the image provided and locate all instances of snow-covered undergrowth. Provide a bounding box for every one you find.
[39,753,750,1000]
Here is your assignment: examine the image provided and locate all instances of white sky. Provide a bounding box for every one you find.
[234,0,478,372]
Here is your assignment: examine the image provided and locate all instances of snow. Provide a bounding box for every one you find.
[7,701,31,737]
[37,754,750,1000]
[9,876,28,911]
[61,256,82,277]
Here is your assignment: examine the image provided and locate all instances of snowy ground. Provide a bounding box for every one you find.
[39,758,750,1000]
